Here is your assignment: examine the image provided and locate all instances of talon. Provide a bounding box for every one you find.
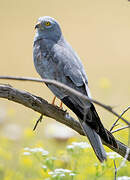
[60,101,63,109]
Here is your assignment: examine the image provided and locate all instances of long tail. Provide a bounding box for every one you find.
[62,96,118,162]
[87,104,118,149]
[79,119,107,162]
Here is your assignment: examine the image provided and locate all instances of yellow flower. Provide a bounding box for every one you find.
[40,168,50,178]
[24,128,34,138]
[67,137,78,144]
[20,156,33,167]
[34,140,44,147]
[99,77,111,89]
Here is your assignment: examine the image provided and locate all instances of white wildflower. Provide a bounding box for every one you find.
[46,157,56,161]
[41,150,49,156]
[30,147,43,152]
[107,152,121,159]
[48,171,54,175]
[52,175,57,178]
[55,168,71,173]
[23,152,31,156]
[24,147,30,151]
[66,145,74,150]
[117,176,130,180]
[42,165,47,169]
[70,173,76,176]
[73,142,91,148]
[24,147,49,156]
[67,142,91,150]
[48,168,76,177]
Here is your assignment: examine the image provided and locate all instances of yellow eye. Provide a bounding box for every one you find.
[45,21,51,26]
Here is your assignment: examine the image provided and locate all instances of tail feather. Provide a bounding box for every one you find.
[88,104,118,149]
[61,96,118,162]
[80,119,107,162]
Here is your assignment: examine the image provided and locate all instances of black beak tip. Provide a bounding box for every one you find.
[35,24,38,29]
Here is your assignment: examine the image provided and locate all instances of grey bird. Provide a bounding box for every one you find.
[33,16,118,162]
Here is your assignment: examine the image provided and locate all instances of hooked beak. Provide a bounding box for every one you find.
[35,22,42,29]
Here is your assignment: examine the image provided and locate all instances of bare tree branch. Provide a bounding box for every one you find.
[112,126,130,134]
[116,147,130,173]
[0,76,129,125]
[110,106,130,132]
[33,114,43,131]
[0,84,129,160]
[114,160,117,180]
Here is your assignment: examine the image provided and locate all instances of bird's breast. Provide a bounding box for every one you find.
[33,40,62,81]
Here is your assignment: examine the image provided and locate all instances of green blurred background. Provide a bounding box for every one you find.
[0,0,130,179]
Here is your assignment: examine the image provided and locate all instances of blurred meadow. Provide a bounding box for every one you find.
[0,0,130,179]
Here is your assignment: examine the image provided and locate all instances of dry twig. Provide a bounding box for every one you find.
[33,114,43,131]
[114,160,117,180]
[110,106,130,132]
[112,126,130,134]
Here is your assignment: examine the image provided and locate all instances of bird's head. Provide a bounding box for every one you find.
[34,16,62,42]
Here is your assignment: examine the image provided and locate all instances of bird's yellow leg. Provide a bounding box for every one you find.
[60,101,63,109]
[52,96,63,109]
[52,96,56,105]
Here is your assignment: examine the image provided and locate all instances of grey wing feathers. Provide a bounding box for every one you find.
[64,63,84,87]
[80,119,107,162]
[53,43,88,87]
[56,47,107,162]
